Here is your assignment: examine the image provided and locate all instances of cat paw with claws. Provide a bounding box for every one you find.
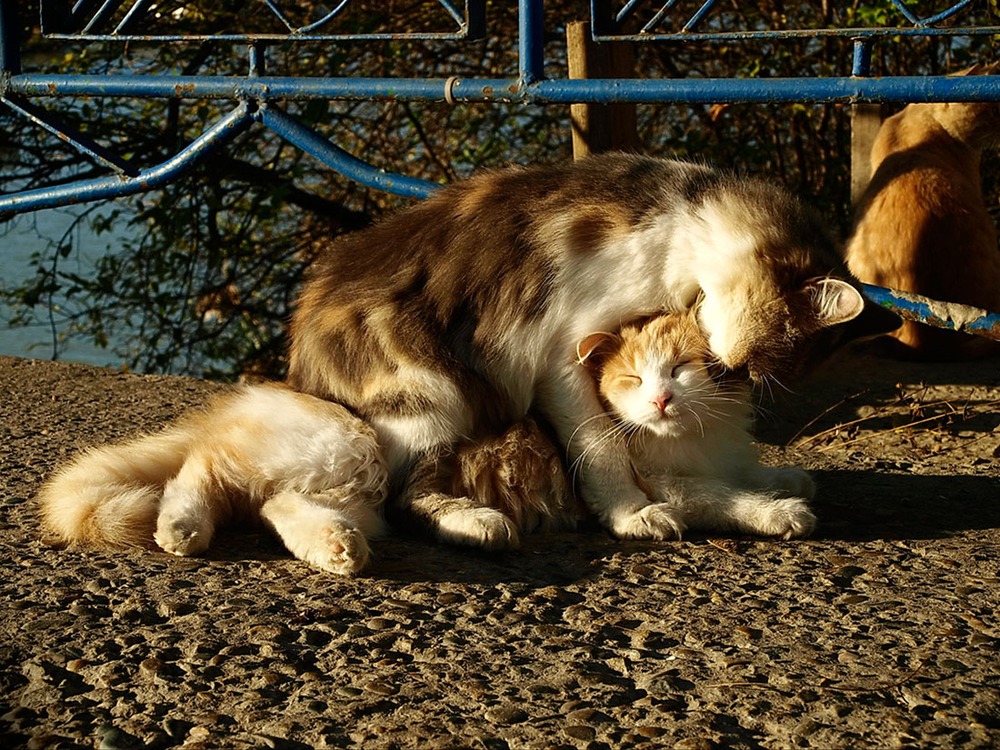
[614,503,686,541]
[436,506,520,551]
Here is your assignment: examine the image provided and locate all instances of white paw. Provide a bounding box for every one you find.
[154,513,213,556]
[302,523,371,575]
[764,468,816,500]
[435,506,520,551]
[612,503,686,541]
[755,497,817,540]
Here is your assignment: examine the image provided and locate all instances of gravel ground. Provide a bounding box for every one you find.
[1,346,999,749]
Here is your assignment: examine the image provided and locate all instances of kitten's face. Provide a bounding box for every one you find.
[580,313,723,439]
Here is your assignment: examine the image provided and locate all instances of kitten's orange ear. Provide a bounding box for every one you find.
[806,278,865,326]
[576,332,617,367]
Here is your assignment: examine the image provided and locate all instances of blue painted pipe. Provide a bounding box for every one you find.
[526,75,1000,105]
[8,73,1000,105]
[256,106,440,199]
[518,0,544,84]
[861,284,1000,341]
[0,74,516,102]
[0,103,254,216]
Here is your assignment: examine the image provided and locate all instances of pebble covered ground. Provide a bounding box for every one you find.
[1,347,998,749]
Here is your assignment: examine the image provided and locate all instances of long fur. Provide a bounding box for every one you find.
[38,429,193,549]
[37,383,389,574]
[288,153,884,546]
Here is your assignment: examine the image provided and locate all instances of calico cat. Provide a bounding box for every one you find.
[37,383,388,575]
[288,153,893,549]
[845,63,1000,360]
[575,309,816,539]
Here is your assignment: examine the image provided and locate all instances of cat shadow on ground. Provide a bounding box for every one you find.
[810,469,1000,543]
[756,346,1000,448]
[200,522,617,586]
[199,467,1000,583]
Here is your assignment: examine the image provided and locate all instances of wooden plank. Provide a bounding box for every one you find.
[850,103,883,205]
[567,20,639,159]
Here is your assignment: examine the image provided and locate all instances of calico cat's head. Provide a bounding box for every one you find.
[684,179,899,384]
[577,311,743,438]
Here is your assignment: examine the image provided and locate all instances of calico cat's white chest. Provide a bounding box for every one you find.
[554,220,699,338]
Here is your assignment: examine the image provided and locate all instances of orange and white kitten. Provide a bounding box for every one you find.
[576,310,816,539]
[846,63,1000,359]
[37,383,387,574]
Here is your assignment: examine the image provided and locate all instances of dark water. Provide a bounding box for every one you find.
[1,207,127,368]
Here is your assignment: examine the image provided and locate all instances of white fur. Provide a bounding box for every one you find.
[38,384,389,575]
[581,322,817,540]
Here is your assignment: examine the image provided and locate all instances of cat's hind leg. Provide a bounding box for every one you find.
[261,487,386,574]
[154,454,223,557]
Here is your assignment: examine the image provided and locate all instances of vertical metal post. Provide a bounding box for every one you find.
[850,39,881,206]
[851,38,872,77]
[519,0,544,85]
[0,0,22,76]
[249,43,266,77]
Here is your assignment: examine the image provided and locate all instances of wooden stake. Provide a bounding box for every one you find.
[567,20,639,160]
[850,103,882,205]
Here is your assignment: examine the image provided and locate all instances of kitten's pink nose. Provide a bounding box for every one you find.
[651,393,672,412]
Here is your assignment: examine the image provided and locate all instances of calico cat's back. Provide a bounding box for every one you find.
[845,65,1000,359]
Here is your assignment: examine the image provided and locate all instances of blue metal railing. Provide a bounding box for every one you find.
[4,1,1000,212]
[2,1,1000,340]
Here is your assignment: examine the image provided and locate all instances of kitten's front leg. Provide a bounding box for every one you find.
[539,365,682,540]
[648,475,816,540]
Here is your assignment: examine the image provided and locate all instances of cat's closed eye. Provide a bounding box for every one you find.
[615,374,643,386]
[670,360,695,378]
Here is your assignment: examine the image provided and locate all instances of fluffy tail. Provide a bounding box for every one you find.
[37,428,193,549]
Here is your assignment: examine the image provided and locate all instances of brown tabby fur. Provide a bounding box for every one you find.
[288,153,896,547]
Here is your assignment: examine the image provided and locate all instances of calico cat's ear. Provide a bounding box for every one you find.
[576,332,618,367]
[805,278,865,326]
[806,277,902,338]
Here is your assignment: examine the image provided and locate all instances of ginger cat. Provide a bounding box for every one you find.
[846,63,1000,359]
[575,310,816,539]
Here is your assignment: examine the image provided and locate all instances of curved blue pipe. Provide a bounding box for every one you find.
[0,103,254,217]
[861,284,1000,341]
